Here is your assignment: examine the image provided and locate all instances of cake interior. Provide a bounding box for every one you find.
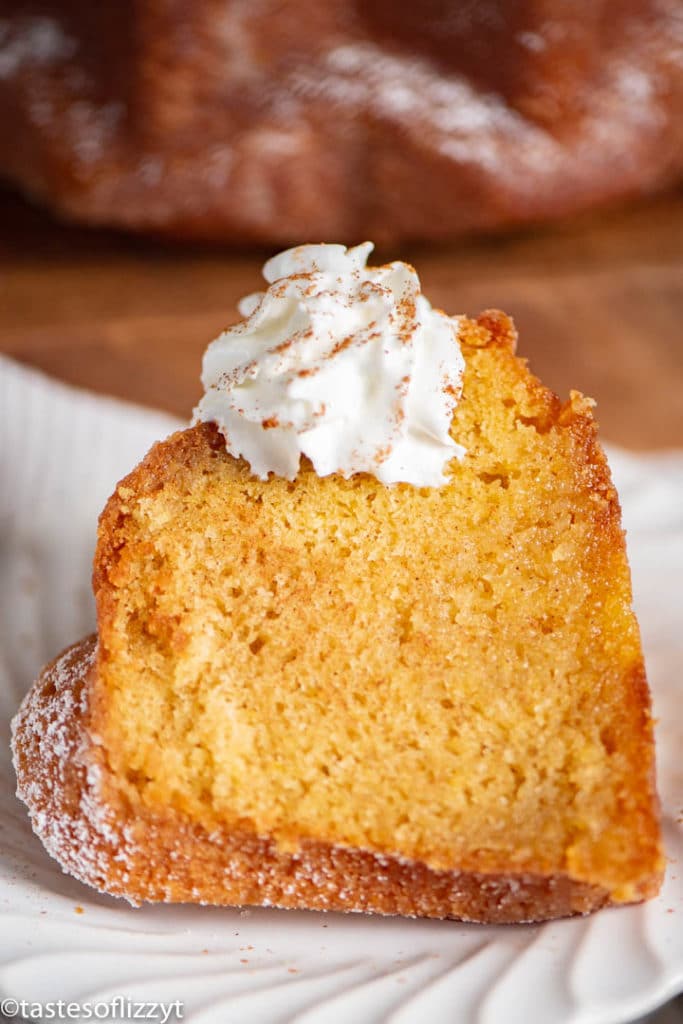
[95,318,659,900]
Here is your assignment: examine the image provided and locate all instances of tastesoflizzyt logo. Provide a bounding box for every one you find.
[1,998,184,1022]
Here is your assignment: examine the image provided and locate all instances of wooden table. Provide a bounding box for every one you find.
[1,189,682,450]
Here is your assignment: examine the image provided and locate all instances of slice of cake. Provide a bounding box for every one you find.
[12,244,663,922]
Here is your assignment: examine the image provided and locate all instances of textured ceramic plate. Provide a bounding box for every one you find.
[1,356,682,1024]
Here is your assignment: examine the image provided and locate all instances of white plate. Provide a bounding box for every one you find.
[1,356,682,1024]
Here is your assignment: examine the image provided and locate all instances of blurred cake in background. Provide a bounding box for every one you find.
[0,0,681,244]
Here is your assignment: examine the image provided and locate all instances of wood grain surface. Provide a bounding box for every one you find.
[1,189,681,449]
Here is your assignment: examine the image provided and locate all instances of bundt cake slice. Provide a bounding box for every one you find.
[12,309,663,921]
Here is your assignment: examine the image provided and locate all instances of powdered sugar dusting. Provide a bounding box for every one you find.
[11,638,143,905]
[288,36,674,190]
[291,43,564,178]
[0,15,77,79]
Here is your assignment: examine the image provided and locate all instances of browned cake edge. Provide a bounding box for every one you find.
[12,636,617,922]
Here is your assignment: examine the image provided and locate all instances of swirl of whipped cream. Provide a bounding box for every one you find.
[194,242,466,486]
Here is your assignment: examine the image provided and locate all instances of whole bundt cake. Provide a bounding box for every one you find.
[0,0,681,242]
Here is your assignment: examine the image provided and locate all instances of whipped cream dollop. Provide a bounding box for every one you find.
[194,242,466,486]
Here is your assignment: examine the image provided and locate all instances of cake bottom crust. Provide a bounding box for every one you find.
[11,637,612,923]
